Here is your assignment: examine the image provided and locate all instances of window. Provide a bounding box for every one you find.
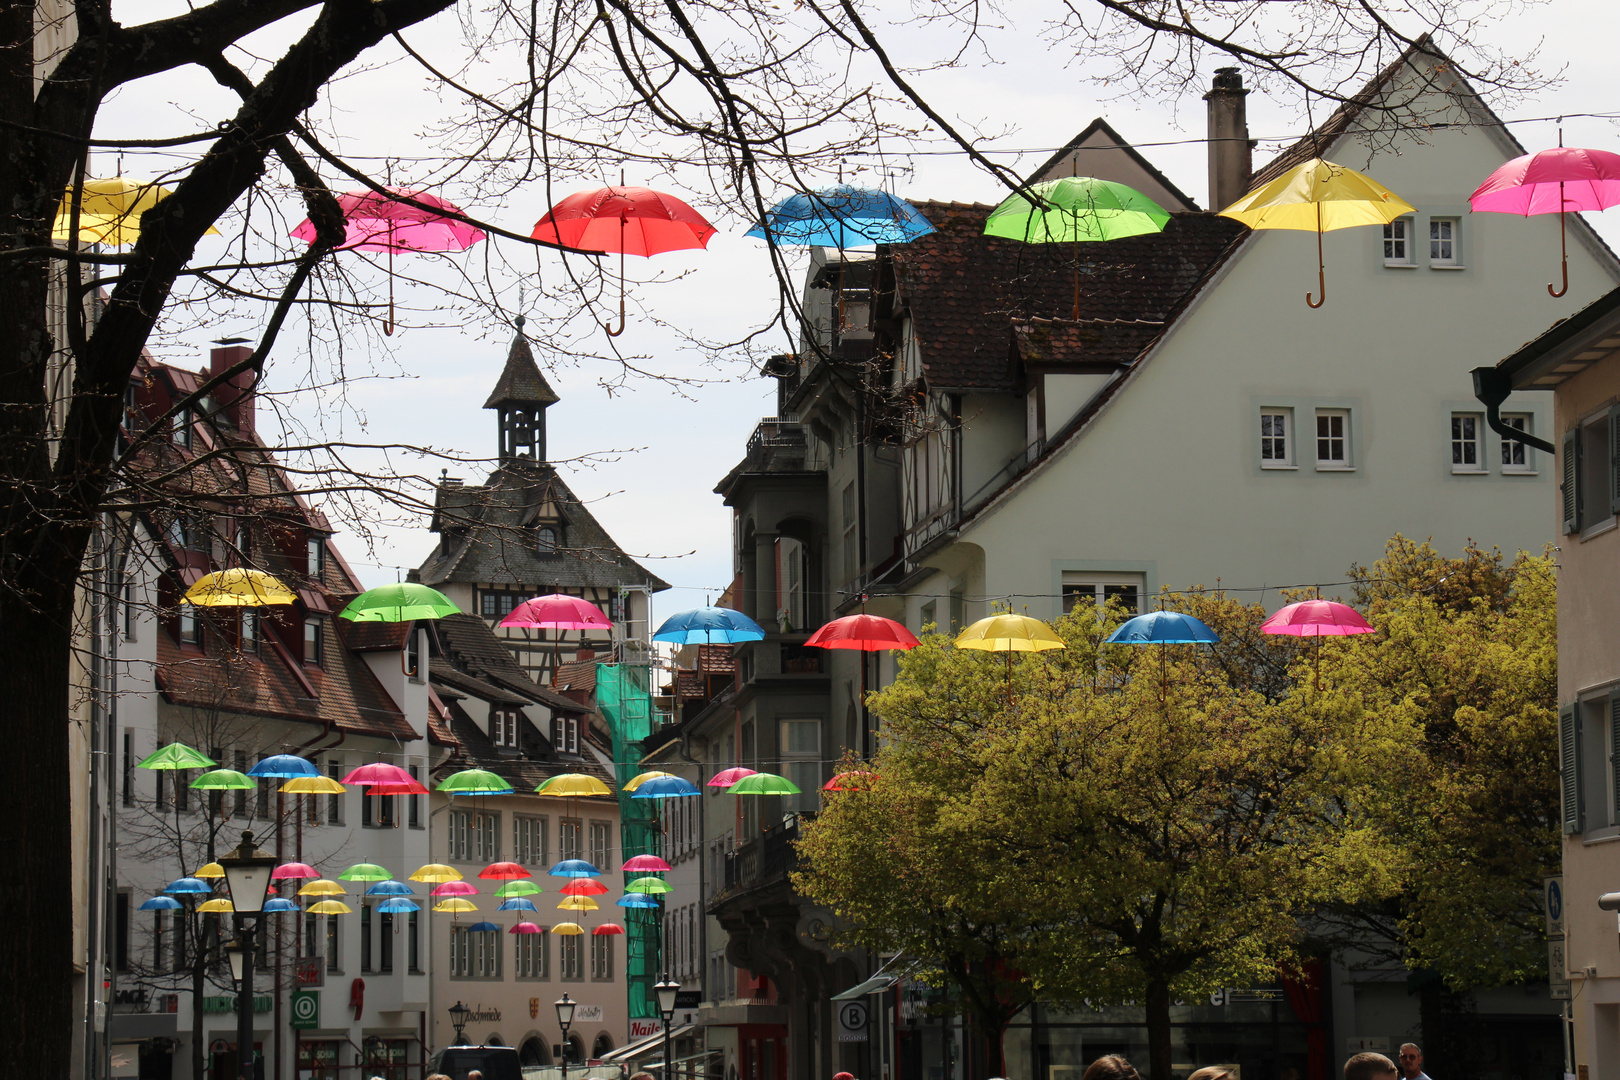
[304,618,324,665]
[450,926,501,978]
[233,750,249,818]
[1382,217,1413,265]
[1450,413,1484,472]
[1561,694,1620,836]
[1260,409,1293,467]
[775,537,806,631]
[1564,408,1620,535]
[591,933,614,980]
[516,930,549,979]
[362,788,395,828]
[841,482,858,581]
[1430,217,1459,265]
[115,892,130,971]
[514,815,548,867]
[480,590,526,618]
[123,581,136,641]
[449,809,499,862]
[122,730,134,807]
[559,818,581,861]
[325,915,340,972]
[560,934,582,980]
[780,720,820,814]
[379,911,394,973]
[361,906,372,972]
[327,760,344,825]
[172,406,192,448]
[178,609,200,647]
[1314,409,1350,469]
[1501,413,1534,472]
[307,536,325,580]
[589,820,613,871]
[408,766,422,828]
[536,525,559,552]
[552,716,579,755]
[408,911,421,972]
[1061,573,1144,616]
[491,709,520,749]
[241,610,257,652]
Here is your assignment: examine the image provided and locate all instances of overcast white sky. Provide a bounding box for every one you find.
[98,0,1620,629]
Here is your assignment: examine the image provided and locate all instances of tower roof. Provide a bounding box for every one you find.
[484,327,560,409]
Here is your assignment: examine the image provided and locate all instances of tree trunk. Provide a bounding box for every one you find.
[1144,977,1173,1080]
[967,1015,1006,1080]
[194,952,207,1080]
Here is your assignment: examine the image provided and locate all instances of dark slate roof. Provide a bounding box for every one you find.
[430,613,589,713]
[483,332,560,408]
[1010,317,1168,370]
[1026,117,1201,211]
[416,462,670,591]
[432,700,617,796]
[892,203,1246,391]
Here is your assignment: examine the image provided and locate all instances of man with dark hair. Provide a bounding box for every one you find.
[1344,1053,1398,1080]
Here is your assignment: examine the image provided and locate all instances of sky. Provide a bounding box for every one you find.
[95,0,1620,632]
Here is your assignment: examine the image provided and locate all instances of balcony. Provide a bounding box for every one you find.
[740,416,808,474]
[709,816,802,911]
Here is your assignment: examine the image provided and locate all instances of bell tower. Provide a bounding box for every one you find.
[483,316,560,464]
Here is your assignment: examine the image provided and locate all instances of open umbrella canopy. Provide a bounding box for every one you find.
[364,881,414,897]
[338,864,392,883]
[164,878,211,895]
[509,921,544,935]
[54,177,223,246]
[805,614,920,652]
[954,613,1066,653]
[197,898,235,913]
[727,772,801,796]
[557,896,600,911]
[341,762,415,786]
[533,186,717,256]
[411,864,463,884]
[1469,145,1620,297]
[182,568,296,607]
[706,768,756,789]
[499,593,612,630]
[247,755,319,780]
[292,188,485,252]
[298,880,346,897]
[985,177,1170,243]
[1105,611,1220,645]
[271,862,319,881]
[140,896,184,911]
[479,862,534,881]
[497,898,539,912]
[746,186,935,248]
[630,775,701,799]
[190,769,257,791]
[365,778,431,795]
[623,771,676,792]
[280,776,346,795]
[551,922,585,936]
[193,863,225,879]
[434,898,478,913]
[437,769,514,795]
[625,877,672,895]
[592,923,625,936]
[620,854,673,873]
[822,771,878,792]
[306,900,352,915]
[137,743,215,770]
[263,899,300,913]
[494,880,543,897]
[652,606,766,644]
[467,922,502,933]
[559,879,609,897]
[535,773,614,798]
[1260,600,1374,637]
[339,582,460,622]
[375,898,421,914]
[432,881,480,897]
[549,859,602,879]
[616,893,660,908]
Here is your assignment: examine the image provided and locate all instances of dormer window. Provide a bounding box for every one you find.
[172,406,192,449]
[536,525,559,553]
[178,609,201,648]
[304,617,324,666]
[241,611,257,653]
[492,709,520,749]
[308,536,326,579]
[553,716,579,755]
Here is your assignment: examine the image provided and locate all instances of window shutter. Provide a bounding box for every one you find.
[1562,704,1582,835]
[1610,406,1620,515]
[1611,694,1620,829]
[1564,429,1581,534]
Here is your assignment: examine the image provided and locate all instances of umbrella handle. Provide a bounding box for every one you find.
[1549,205,1569,298]
[384,230,396,336]
[1306,214,1325,309]
[602,244,626,337]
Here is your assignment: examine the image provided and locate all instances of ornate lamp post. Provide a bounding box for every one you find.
[218,831,276,1080]
[654,976,681,1080]
[448,1000,471,1045]
[555,994,576,1080]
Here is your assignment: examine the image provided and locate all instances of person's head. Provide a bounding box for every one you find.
[1080,1057,1141,1080]
[1188,1069,1236,1080]
[631,1073,657,1080]
[832,1072,855,1080]
[467,1070,483,1080]
[1344,1053,1398,1080]
[1397,1044,1423,1076]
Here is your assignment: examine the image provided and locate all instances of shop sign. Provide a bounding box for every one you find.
[837,1001,868,1043]
[290,992,320,1030]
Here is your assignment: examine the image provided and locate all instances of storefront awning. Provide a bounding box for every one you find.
[598,1024,698,1063]
[831,975,897,1001]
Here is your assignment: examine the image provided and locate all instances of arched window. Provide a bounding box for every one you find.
[536,525,559,552]
[592,1033,614,1059]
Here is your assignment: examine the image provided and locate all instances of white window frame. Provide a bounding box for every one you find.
[1061,572,1145,616]
[1429,217,1461,267]
[1382,216,1414,266]
[589,820,614,871]
[516,930,549,979]
[513,814,547,867]
[559,934,582,981]
[1314,409,1352,471]
[492,709,519,748]
[552,715,579,755]
[780,719,821,814]
[1260,408,1294,469]
[1501,412,1536,473]
[590,933,614,981]
[1451,412,1486,473]
[448,809,499,862]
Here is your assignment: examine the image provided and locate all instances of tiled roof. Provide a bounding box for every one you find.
[483,331,560,408]
[339,620,411,652]
[554,657,598,694]
[430,614,589,714]
[892,203,1247,391]
[432,702,617,796]
[1010,317,1167,370]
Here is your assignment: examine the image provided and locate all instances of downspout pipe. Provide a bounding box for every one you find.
[1472,366,1555,454]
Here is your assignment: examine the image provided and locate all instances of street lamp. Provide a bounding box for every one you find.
[218,831,277,1080]
[448,1000,471,1045]
[654,976,681,1080]
[555,994,576,1080]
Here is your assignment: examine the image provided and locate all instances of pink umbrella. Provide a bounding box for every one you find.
[621,854,672,873]
[500,593,612,684]
[271,862,318,881]
[365,779,431,796]
[707,767,756,788]
[1470,145,1620,297]
[340,762,415,786]
[431,881,480,897]
[509,922,544,935]
[291,187,486,334]
[1261,600,1374,690]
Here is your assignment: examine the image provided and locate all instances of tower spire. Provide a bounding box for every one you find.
[484,323,559,464]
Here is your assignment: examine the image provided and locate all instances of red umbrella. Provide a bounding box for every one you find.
[560,879,610,897]
[822,771,878,792]
[532,185,717,336]
[1470,144,1620,297]
[706,767,756,788]
[478,862,534,880]
[592,923,625,936]
[805,614,920,651]
[1261,600,1374,690]
[365,779,431,796]
[621,854,672,872]
[340,762,415,786]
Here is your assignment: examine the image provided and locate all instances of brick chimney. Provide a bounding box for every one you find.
[575,647,595,664]
[209,342,255,436]
[1204,67,1252,212]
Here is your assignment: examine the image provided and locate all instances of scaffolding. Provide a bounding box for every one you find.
[598,661,661,1020]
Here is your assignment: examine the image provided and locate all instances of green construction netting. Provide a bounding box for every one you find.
[599,662,662,1020]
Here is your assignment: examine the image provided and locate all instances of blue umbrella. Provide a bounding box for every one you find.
[616,893,661,908]
[376,898,421,914]
[364,880,415,897]
[468,921,501,933]
[1105,611,1219,645]
[140,896,184,911]
[630,776,701,799]
[263,898,299,913]
[746,186,936,248]
[652,606,766,645]
[497,898,538,912]
[246,754,319,780]
[549,859,602,879]
[163,877,212,895]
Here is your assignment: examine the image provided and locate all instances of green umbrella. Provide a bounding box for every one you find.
[437,769,515,795]
[495,880,543,897]
[339,582,460,623]
[726,771,801,796]
[625,876,672,894]
[190,769,257,791]
[337,863,392,882]
[137,742,217,770]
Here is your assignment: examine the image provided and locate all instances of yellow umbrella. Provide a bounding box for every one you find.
[551,922,584,936]
[433,898,477,913]
[623,770,674,792]
[53,178,223,247]
[193,863,225,879]
[298,879,346,897]
[557,896,599,912]
[1219,158,1414,308]
[410,864,463,883]
[183,568,297,607]
[197,898,234,913]
[307,900,352,915]
[280,776,346,795]
[953,614,1066,653]
[535,773,614,797]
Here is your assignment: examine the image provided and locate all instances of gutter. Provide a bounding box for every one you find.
[1470,366,1556,454]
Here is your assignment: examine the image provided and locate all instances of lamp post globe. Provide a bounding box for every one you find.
[224,940,248,985]
[654,977,680,1080]
[448,1000,471,1045]
[218,831,277,913]
[218,831,278,1080]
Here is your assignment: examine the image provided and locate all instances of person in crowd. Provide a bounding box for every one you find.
[1345,1052,1399,1080]
[1397,1044,1432,1080]
[1188,1067,1236,1080]
[1079,1057,1141,1080]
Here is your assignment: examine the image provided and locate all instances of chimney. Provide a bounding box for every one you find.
[1204,67,1252,212]
[575,647,596,664]
[209,341,255,436]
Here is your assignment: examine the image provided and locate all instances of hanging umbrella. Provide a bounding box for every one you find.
[624,771,676,792]
[307,900,352,915]
[298,880,346,897]
[746,185,935,248]
[197,898,234,913]
[1470,144,1620,296]
[533,185,718,336]
[625,877,672,895]
[501,593,613,679]
[954,614,1066,653]
[410,864,463,883]
[182,568,296,607]
[53,177,223,247]
[822,771,878,792]
[271,862,319,881]
[280,776,346,795]
[805,614,920,652]
[559,879,609,897]
[1261,600,1374,637]
[467,922,501,933]
[727,772,801,796]
[549,859,602,878]
[434,898,478,913]
[437,769,515,795]
[652,606,766,644]
[535,773,614,797]
[509,921,544,934]
[551,922,585,935]
[246,755,319,780]
[432,881,480,898]
[630,776,701,799]
[193,863,225,879]
[1105,611,1219,645]
[339,582,460,622]
[494,881,543,897]
[163,878,212,895]
[341,762,415,787]
[706,768,756,789]
[497,898,539,912]
[592,924,625,936]
[137,743,215,770]
[983,177,1172,320]
[263,898,300,914]
[189,769,256,791]
[365,778,431,796]
[557,896,600,912]
[1219,158,1413,308]
[292,187,486,336]
[479,862,534,881]
[338,863,392,883]
[364,881,415,897]
[621,854,673,873]
[376,898,421,914]
[616,893,660,909]
[140,896,184,911]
